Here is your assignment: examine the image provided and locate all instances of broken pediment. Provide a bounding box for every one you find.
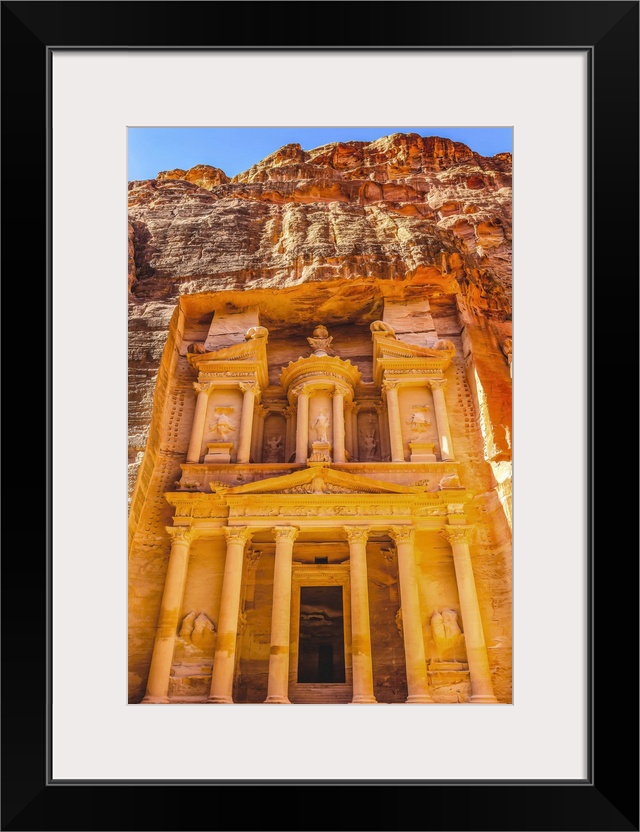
[220,464,425,496]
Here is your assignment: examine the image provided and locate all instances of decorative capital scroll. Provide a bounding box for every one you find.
[238,381,257,395]
[343,526,370,544]
[283,405,297,419]
[166,526,195,545]
[222,526,253,546]
[271,526,300,544]
[382,379,400,392]
[439,525,475,546]
[193,382,213,396]
[254,403,269,419]
[331,385,350,399]
[291,384,311,399]
[374,402,387,415]
[427,378,448,391]
[388,525,416,544]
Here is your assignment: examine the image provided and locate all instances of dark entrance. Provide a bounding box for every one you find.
[297,586,346,683]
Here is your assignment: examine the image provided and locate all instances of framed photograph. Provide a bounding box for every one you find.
[3,2,637,830]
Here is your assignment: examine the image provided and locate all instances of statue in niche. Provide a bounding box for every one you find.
[431,609,465,662]
[360,427,378,461]
[407,407,431,432]
[311,411,330,443]
[307,325,336,356]
[209,409,236,439]
[263,434,283,462]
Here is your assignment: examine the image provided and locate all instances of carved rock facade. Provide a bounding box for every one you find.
[128,133,512,705]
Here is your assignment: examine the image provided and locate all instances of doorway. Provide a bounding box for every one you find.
[297,586,346,683]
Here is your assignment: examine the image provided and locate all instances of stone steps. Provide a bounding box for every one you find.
[289,684,353,704]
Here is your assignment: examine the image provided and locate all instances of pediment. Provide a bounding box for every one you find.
[219,465,424,496]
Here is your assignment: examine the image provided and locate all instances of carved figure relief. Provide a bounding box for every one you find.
[407,406,431,432]
[431,608,465,662]
[263,434,284,462]
[370,320,396,337]
[311,411,330,443]
[209,407,236,439]
[359,427,378,461]
[178,611,216,652]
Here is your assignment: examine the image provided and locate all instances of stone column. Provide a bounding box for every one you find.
[375,402,391,462]
[332,387,346,463]
[283,405,296,463]
[389,526,434,703]
[236,383,257,464]
[345,527,377,703]
[344,403,354,460]
[265,526,299,703]
[252,404,268,463]
[383,380,405,462]
[295,386,310,463]
[186,383,212,463]
[428,379,455,462]
[142,527,194,703]
[440,525,498,703]
[208,527,253,703]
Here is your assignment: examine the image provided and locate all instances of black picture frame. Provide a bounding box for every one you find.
[2,2,638,830]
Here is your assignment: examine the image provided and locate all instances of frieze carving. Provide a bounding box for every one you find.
[174,479,201,491]
[447,504,465,515]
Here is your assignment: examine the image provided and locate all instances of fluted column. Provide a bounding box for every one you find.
[389,526,434,703]
[283,405,296,463]
[440,525,497,703]
[208,527,253,703]
[236,383,257,464]
[345,527,377,703]
[265,526,299,703]
[332,387,346,463]
[428,379,455,462]
[186,383,212,463]
[142,527,195,703]
[344,403,355,459]
[383,380,405,462]
[295,386,310,463]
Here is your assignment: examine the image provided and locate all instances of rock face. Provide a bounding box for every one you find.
[128,132,512,704]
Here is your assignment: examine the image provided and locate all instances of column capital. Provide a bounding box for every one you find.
[291,383,311,399]
[283,405,297,419]
[271,526,300,543]
[193,382,214,396]
[331,384,349,398]
[427,378,448,391]
[223,526,253,545]
[389,525,416,544]
[166,526,195,544]
[382,378,400,392]
[439,524,475,545]
[344,525,370,544]
[254,403,269,418]
[374,401,387,414]
[238,381,258,394]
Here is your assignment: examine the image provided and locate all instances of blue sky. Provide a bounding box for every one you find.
[128,127,512,182]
